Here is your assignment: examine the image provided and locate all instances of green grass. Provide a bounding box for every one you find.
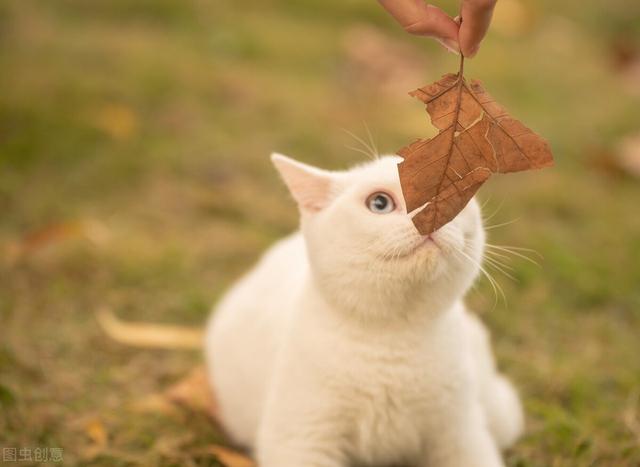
[1,0,640,465]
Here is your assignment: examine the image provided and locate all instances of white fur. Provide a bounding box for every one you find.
[205,154,524,467]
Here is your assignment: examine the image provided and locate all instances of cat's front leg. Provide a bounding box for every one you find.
[256,384,348,467]
[256,429,347,467]
[421,405,505,467]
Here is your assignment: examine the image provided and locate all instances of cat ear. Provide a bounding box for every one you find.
[271,153,333,213]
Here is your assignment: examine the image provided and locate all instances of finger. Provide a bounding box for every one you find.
[459,0,497,57]
[379,0,460,52]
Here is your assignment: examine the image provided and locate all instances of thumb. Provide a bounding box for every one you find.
[379,0,460,52]
[459,0,497,57]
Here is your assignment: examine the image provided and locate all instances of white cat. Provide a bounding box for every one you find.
[205,153,524,467]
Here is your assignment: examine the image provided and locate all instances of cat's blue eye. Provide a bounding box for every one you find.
[366,192,395,214]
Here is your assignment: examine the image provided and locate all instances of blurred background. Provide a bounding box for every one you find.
[1,0,639,465]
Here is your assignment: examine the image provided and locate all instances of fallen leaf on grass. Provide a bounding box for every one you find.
[93,103,139,141]
[131,368,214,420]
[70,416,110,461]
[397,57,554,235]
[85,418,109,447]
[165,366,219,420]
[130,393,183,418]
[5,219,110,266]
[133,367,253,466]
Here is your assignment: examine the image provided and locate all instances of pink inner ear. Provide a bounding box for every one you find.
[272,154,333,213]
[290,176,331,212]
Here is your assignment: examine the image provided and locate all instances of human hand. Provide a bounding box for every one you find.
[378,0,497,58]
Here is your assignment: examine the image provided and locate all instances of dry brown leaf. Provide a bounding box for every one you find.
[164,366,219,420]
[130,393,183,418]
[132,364,253,465]
[85,418,108,447]
[397,57,554,235]
[130,368,216,421]
[162,368,254,465]
[5,219,110,266]
[76,417,109,461]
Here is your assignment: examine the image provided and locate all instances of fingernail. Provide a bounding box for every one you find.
[465,44,480,58]
[453,15,462,25]
[439,38,460,55]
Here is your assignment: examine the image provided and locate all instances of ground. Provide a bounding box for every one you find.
[1,0,640,466]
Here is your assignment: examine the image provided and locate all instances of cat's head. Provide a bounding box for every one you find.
[272,153,485,319]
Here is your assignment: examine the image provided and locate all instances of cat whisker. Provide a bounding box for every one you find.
[483,249,513,263]
[374,231,417,257]
[362,121,380,160]
[341,229,416,300]
[482,199,505,224]
[482,255,517,281]
[345,144,377,161]
[486,244,542,256]
[485,244,542,266]
[484,218,521,231]
[342,128,378,160]
[370,232,423,301]
[345,227,412,260]
[451,244,506,308]
[372,241,406,303]
[480,195,492,210]
[482,252,516,271]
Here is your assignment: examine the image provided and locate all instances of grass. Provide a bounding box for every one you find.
[1,0,639,465]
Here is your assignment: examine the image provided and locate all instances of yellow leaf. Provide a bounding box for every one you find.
[165,366,218,419]
[85,418,108,448]
[5,219,110,266]
[93,103,138,141]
